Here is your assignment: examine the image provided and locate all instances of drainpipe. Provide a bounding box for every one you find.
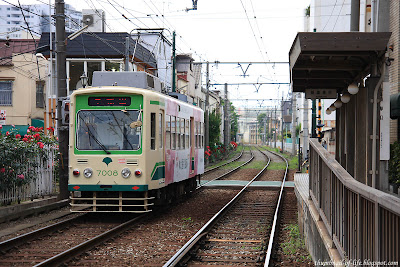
[372,62,385,188]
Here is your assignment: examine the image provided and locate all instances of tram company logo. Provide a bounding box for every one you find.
[102,157,113,166]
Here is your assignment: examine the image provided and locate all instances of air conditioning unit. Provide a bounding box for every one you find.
[82,9,105,32]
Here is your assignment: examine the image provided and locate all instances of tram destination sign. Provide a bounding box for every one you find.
[305,89,337,99]
[88,97,131,106]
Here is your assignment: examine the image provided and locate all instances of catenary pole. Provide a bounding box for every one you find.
[205,62,209,163]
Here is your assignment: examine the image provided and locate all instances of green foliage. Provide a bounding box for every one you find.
[280,224,312,262]
[0,126,58,192]
[209,110,221,146]
[389,141,400,185]
[230,103,239,141]
[296,123,301,137]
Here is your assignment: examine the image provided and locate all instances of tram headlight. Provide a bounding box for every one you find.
[83,168,93,178]
[121,168,131,179]
[73,169,80,177]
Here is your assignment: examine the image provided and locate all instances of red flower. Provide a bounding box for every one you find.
[0,168,5,173]
[15,134,21,139]
[17,174,24,180]
[0,125,2,129]
[6,131,9,136]
[37,142,44,148]
[47,127,55,133]
[22,137,28,142]
[33,133,40,140]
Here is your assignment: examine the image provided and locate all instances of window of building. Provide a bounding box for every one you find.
[150,113,156,150]
[87,61,101,85]
[0,80,13,106]
[68,61,84,92]
[36,81,45,108]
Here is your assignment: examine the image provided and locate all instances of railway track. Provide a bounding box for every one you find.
[201,147,254,186]
[164,146,289,266]
[0,213,147,266]
[0,146,287,266]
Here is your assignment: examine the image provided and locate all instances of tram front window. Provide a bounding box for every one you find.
[76,110,141,151]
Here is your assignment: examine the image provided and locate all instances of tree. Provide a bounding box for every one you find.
[257,113,267,141]
[209,109,221,145]
[230,103,239,141]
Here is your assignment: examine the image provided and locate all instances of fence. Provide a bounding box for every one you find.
[309,138,400,262]
[0,146,58,205]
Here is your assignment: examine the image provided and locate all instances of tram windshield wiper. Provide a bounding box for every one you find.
[84,122,111,154]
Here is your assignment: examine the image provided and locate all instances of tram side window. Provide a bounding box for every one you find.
[201,122,204,148]
[159,113,163,149]
[195,121,198,148]
[172,116,176,150]
[185,119,189,148]
[166,115,171,150]
[177,118,181,150]
[150,113,156,150]
[181,118,185,149]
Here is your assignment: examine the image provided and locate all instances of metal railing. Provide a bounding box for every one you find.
[309,138,400,263]
[0,146,58,205]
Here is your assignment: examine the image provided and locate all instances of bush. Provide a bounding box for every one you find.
[0,125,58,192]
[389,141,400,185]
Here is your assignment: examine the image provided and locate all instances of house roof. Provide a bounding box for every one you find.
[38,32,157,69]
[0,39,38,66]
[289,32,391,93]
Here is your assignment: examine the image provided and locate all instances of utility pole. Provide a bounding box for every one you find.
[274,107,277,148]
[291,93,297,155]
[124,36,129,71]
[263,117,266,145]
[281,96,284,153]
[55,0,68,200]
[205,62,209,162]
[303,98,309,161]
[350,0,360,32]
[224,83,229,148]
[311,99,317,138]
[172,31,176,92]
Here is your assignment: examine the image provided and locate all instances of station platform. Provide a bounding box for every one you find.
[200,180,295,190]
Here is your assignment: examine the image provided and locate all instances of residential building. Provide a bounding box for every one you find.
[0,39,47,129]
[132,31,172,91]
[0,4,82,39]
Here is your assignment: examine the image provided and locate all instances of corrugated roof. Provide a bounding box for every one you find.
[0,39,37,66]
[38,32,157,68]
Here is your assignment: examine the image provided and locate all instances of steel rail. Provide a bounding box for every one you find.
[204,145,244,174]
[259,148,289,267]
[199,147,254,188]
[0,213,87,253]
[163,146,271,267]
[34,214,148,267]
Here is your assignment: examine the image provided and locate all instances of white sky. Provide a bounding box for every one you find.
[8,0,311,109]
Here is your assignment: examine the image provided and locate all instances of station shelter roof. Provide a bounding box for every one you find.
[289,32,391,94]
